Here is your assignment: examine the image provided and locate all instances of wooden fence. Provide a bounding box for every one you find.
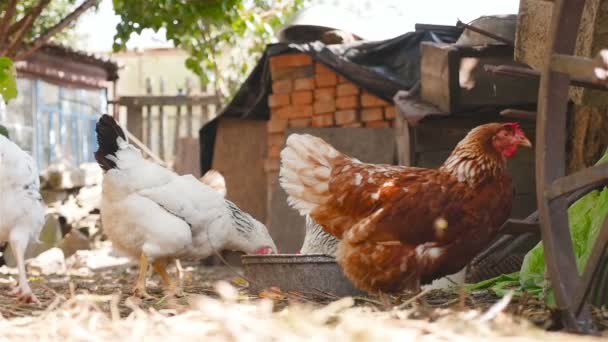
[111,93,220,174]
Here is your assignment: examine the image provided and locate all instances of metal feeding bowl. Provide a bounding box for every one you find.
[241,254,364,297]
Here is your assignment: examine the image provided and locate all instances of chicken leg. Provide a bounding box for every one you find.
[9,231,39,305]
[152,259,184,297]
[133,253,154,299]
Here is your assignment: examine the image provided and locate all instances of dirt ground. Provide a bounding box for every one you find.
[0,260,605,340]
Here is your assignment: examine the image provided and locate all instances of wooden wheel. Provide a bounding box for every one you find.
[536,0,608,333]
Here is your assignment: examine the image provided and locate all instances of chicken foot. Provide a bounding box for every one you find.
[133,253,154,299]
[153,259,184,297]
[9,232,39,305]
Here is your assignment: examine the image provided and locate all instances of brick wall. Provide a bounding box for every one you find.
[265,53,397,191]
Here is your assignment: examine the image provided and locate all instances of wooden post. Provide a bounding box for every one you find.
[158,77,165,160]
[145,77,153,148]
[126,103,144,142]
[174,97,182,155]
[186,78,193,137]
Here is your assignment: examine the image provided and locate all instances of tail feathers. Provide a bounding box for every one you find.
[94,114,126,171]
[200,169,227,197]
[279,134,341,215]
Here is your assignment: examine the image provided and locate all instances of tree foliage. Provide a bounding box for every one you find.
[0,0,99,61]
[113,0,306,100]
[0,0,100,102]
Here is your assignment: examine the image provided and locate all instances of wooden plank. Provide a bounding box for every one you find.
[174,105,182,155]
[116,95,218,106]
[547,162,608,200]
[173,137,201,177]
[126,104,144,142]
[159,104,165,160]
[550,54,596,80]
[420,42,453,112]
[499,219,540,235]
[500,109,537,121]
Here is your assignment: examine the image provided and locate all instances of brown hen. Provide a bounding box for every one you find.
[279,123,531,294]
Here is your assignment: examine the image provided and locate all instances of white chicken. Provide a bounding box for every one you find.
[300,215,338,256]
[94,115,277,297]
[0,130,45,304]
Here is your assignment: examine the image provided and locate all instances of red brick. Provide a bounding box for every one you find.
[294,78,315,90]
[334,109,358,125]
[337,83,359,97]
[272,79,293,94]
[365,120,390,128]
[312,113,334,127]
[336,95,358,110]
[361,92,389,107]
[264,158,280,172]
[267,119,288,133]
[384,106,396,120]
[314,100,336,114]
[342,122,362,128]
[268,133,285,148]
[288,118,312,128]
[338,75,349,83]
[268,145,281,158]
[315,63,333,74]
[361,107,384,122]
[315,73,338,87]
[271,65,314,81]
[291,90,313,105]
[270,53,312,71]
[314,87,336,101]
[273,105,313,119]
[268,93,290,108]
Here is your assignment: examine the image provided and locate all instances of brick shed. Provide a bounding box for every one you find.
[264,52,397,194]
[199,27,463,252]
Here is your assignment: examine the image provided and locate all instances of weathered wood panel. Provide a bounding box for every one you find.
[173,137,201,178]
[212,119,268,223]
[420,42,538,112]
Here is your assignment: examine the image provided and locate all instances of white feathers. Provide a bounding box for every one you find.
[0,135,45,302]
[100,126,276,263]
[300,215,339,256]
[200,170,227,197]
[354,174,362,185]
[279,134,341,216]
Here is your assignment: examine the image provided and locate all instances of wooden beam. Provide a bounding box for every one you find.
[115,95,219,107]
[484,64,608,91]
[550,54,596,81]
[456,20,515,47]
[547,162,608,200]
[500,109,537,121]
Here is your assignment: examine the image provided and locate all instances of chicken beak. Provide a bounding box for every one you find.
[519,137,533,148]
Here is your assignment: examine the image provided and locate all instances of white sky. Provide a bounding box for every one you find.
[75,0,520,53]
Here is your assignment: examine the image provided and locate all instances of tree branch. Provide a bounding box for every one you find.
[2,0,51,57]
[14,0,100,61]
[0,0,18,46]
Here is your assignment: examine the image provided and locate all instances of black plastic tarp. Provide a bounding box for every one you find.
[200,25,461,174]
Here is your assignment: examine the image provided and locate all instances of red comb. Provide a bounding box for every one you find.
[504,122,522,130]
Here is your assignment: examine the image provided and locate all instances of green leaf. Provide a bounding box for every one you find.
[0,57,18,103]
